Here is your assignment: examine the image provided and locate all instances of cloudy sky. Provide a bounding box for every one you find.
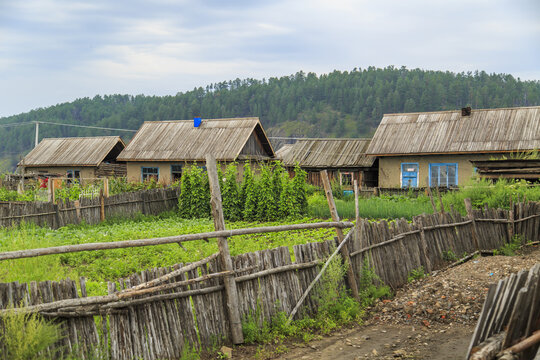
[0,0,539,118]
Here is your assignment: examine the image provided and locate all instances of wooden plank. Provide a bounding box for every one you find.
[206,154,243,345]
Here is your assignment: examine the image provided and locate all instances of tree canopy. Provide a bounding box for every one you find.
[1,66,539,170]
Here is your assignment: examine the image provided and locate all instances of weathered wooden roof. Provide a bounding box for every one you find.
[275,144,293,160]
[19,136,125,167]
[366,106,540,156]
[281,138,375,168]
[117,117,274,161]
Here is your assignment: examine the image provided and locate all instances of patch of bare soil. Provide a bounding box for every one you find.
[221,245,540,360]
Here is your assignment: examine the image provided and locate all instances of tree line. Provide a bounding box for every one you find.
[1,66,539,170]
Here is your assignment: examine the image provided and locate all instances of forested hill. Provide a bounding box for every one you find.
[1,66,540,170]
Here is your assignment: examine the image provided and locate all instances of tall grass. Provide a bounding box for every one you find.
[441,179,540,214]
[308,193,433,220]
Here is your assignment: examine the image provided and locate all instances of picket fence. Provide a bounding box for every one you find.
[0,202,539,360]
[0,188,180,229]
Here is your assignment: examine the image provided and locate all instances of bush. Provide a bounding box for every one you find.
[0,310,62,360]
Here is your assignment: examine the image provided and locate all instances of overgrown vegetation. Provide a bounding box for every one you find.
[0,310,62,360]
[493,235,524,256]
[178,162,308,221]
[441,179,540,214]
[308,192,433,220]
[357,259,392,307]
[407,266,426,283]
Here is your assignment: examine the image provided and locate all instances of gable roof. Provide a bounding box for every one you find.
[19,136,126,167]
[117,117,274,162]
[281,138,375,168]
[367,106,540,156]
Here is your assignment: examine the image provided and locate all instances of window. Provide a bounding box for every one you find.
[171,164,183,182]
[401,163,419,188]
[142,167,159,182]
[429,163,458,187]
[66,169,80,184]
[340,172,352,186]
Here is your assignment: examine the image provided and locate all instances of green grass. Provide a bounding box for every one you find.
[0,213,344,296]
[308,193,434,220]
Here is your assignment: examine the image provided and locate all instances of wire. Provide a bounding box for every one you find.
[0,122,34,128]
[37,121,138,133]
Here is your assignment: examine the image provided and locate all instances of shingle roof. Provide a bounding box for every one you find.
[117,117,274,161]
[367,106,540,156]
[20,136,125,167]
[281,138,375,168]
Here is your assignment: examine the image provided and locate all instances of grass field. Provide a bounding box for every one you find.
[0,212,343,296]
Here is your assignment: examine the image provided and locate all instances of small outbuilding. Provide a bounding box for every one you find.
[280,138,377,189]
[366,106,540,188]
[18,136,126,181]
[470,159,540,181]
[117,117,275,184]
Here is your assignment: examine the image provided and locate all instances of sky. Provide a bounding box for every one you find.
[0,0,539,118]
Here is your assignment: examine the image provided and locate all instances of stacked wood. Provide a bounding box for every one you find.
[467,263,540,359]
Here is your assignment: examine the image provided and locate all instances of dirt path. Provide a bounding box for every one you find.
[229,245,539,360]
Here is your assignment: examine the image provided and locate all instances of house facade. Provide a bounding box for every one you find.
[117,117,275,184]
[280,138,377,189]
[366,106,540,188]
[18,136,126,182]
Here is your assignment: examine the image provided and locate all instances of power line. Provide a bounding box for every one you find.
[37,121,138,133]
[0,122,34,128]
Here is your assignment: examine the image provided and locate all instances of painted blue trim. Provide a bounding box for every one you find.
[429,163,458,187]
[141,166,159,182]
[401,162,419,188]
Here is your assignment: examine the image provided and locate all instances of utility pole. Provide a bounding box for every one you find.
[34,121,39,148]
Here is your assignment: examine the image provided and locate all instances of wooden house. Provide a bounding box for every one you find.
[18,136,126,181]
[280,138,377,189]
[366,106,540,188]
[117,117,275,184]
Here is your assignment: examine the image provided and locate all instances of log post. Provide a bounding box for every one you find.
[74,200,82,223]
[103,178,109,198]
[99,189,105,222]
[465,198,480,251]
[507,197,514,243]
[206,154,243,344]
[425,184,437,213]
[48,178,55,203]
[320,170,360,301]
[354,180,360,245]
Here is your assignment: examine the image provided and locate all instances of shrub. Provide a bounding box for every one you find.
[358,258,392,307]
[0,310,62,360]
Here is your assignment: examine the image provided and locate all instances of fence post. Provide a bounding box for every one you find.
[436,188,445,214]
[99,189,105,222]
[465,198,480,251]
[354,180,360,245]
[74,200,82,223]
[103,178,109,198]
[206,154,244,345]
[48,178,55,203]
[320,170,360,302]
[508,197,514,243]
[425,184,437,213]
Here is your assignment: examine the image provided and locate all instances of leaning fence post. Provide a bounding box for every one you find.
[465,198,480,251]
[354,180,360,245]
[206,154,244,345]
[99,189,105,222]
[508,197,514,243]
[416,217,432,273]
[320,170,360,301]
[425,183,437,213]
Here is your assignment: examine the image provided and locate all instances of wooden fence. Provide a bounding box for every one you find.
[1,200,538,360]
[0,188,180,229]
[466,263,540,360]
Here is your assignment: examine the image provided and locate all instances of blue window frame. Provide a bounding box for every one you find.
[401,163,419,188]
[429,163,458,187]
[141,167,159,182]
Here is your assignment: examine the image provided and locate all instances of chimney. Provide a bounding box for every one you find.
[461,107,472,116]
[194,117,202,127]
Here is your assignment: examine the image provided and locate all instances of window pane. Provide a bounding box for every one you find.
[440,166,448,186]
[430,165,439,186]
[448,165,457,186]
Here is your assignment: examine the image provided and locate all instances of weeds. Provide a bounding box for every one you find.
[0,309,62,360]
[442,250,458,262]
[358,259,392,307]
[407,266,426,283]
[494,235,523,256]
